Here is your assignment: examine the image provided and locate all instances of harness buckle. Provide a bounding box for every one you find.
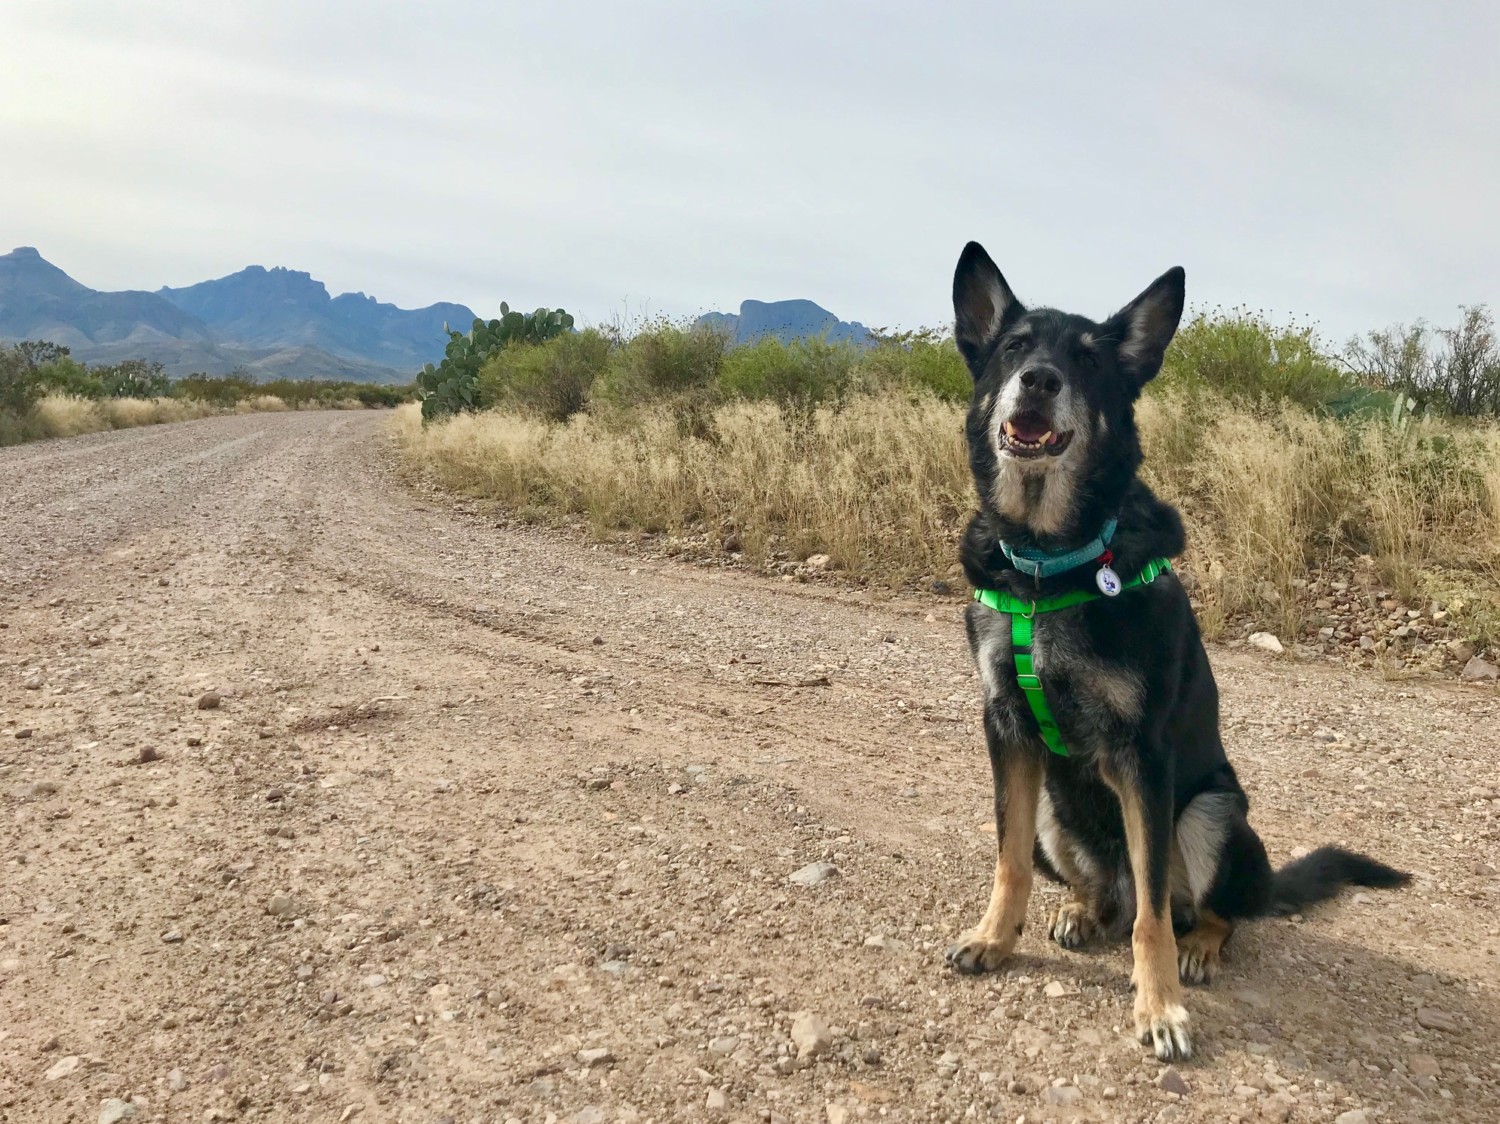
[1016,673,1043,691]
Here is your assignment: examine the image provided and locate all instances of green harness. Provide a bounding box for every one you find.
[973,557,1173,757]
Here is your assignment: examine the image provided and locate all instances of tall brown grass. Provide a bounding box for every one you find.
[394,392,1500,644]
[8,393,289,444]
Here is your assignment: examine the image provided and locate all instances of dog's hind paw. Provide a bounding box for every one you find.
[1048,901,1096,950]
[944,931,1016,974]
[1135,1001,1193,1062]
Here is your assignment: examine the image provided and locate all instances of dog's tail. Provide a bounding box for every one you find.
[1268,846,1410,916]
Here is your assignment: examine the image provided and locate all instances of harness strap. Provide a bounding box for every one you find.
[974,557,1173,757]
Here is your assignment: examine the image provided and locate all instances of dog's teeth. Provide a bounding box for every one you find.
[1042,431,1054,444]
[1004,421,1017,437]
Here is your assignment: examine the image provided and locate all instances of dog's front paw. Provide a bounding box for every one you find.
[944,930,1016,974]
[1049,901,1096,950]
[1134,997,1192,1061]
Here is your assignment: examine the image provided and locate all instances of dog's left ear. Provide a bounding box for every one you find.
[1107,266,1185,387]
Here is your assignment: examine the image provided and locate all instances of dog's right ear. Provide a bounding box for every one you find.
[953,242,1021,368]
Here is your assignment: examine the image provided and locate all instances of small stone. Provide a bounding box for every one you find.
[804,554,832,573]
[362,973,387,989]
[1409,1054,1442,1078]
[705,1087,728,1113]
[825,1106,850,1124]
[196,692,221,710]
[1043,980,1069,998]
[708,1036,738,1054]
[577,1047,615,1067]
[161,930,184,944]
[14,728,33,739]
[265,788,285,802]
[1261,1092,1296,1122]
[1416,1007,1457,1031]
[1156,1066,1191,1095]
[267,895,296,917]
[571,1109,607,1124]
[22,675,43,690]
[1248,632,1284,654]
[136,746,160,764]
[1333,1112,1372,1124]
[98,1099,137,1124]
[202,1062,230,1083]
[1460,656,1499,682]
[44,1055,82,1080]
[790,1011,832,1058]
[1042,1085,1083,1106]
[186,736,202,747]
[788,861,838,887]
[167,1069,188,1091]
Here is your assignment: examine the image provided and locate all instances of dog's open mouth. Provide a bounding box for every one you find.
[1000,412,1074,458]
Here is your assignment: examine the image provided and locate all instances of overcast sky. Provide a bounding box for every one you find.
[2,1,1496,341]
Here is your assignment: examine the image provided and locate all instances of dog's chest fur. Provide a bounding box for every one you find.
[966,601,1145,753]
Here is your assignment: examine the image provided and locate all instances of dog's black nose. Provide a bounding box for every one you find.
[1019,367,1062,397]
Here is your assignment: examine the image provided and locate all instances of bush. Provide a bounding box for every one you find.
[477,329,612,421]
[0,343,44,417]
[596,319,726,406]
[417,303,575,421]
[718,336,859,406]
[1158,310,1357,410]
[858,331,970,401]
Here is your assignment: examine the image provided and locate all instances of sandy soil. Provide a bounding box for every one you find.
[2,411,1497,1124]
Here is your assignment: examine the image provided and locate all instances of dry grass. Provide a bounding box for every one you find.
[395,392,1500,644]
[12,393,291,443]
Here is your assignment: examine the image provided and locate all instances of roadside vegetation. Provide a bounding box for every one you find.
[0,341,413,446]
[400,304,1500,668]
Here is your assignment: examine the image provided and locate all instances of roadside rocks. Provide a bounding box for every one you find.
[790,1012,832,1058]
[788,861,838,887]
[1460,655,1498,682]
[196,691,222,710]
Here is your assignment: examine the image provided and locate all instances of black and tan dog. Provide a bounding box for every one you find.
[944,242,1408,1061]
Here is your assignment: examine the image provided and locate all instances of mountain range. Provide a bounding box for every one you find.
[1,246,877,384]
[0,247,475,382]
[694,299,871,346]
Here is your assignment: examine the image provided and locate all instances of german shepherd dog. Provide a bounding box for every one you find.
[943,242,1409,1060]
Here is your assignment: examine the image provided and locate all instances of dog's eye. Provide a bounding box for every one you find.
[1077,349,1097,369]
[1004,337,1027,353]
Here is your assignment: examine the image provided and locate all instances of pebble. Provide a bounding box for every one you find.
[790,1011,833,1058]
[572,1108,607,1124]
[1415,1007,1457,1031]
[1333,1111,1372,1124]
[14,728,33,739]
[1156,1066,1191,1095]
[267,894,296,917]
[196,691,222,710]
[167,1069,188,1091]
[1460,656,1498,681]
[23,675,44,690]
[265,788,285,802]
[161,930,184,944]
[708,1036,738,1054]
[577,1047,615,1067]
[44,1055,82,1080]
[362,974,387,989]
[1042,980,1069,998]
[705,1087,728,1113]
[1248,632,1284,654]
[788,861,838,887]
[1261,1092,1296,1122]
[98,1099,137,1124]
[1409,1054,1441,1077]
[136,746,160,764]
[1041,1085,1083,1106]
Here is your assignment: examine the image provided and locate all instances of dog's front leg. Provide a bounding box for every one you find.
[1105,762,1192,1060]
[946,745,1043,973]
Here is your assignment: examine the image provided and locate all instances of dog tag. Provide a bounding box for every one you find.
[1095,564,1121,597]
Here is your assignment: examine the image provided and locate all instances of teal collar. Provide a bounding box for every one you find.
[999,517,1118,581]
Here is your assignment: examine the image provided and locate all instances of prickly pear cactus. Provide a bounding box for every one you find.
[417,304,575,420]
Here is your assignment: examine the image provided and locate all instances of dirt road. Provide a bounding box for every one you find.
[2,412,1497,1124]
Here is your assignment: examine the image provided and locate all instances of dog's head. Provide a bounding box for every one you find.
[952,241,1184,540]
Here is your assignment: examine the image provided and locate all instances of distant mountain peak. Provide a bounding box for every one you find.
[1,247,473,382]
[695,298,871,346]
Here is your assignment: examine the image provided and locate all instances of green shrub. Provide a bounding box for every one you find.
[418,303,574,421]
[858,333,970,401]
[596,319,726,406]
[1159,310,1357,410]
[178,373,258,405]
[719,336,859,405]
[477,329,611,421]
[98,358,171,398]
[0,344,44,417]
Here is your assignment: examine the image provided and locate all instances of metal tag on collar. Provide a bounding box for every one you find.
[1095,549,1121,597]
